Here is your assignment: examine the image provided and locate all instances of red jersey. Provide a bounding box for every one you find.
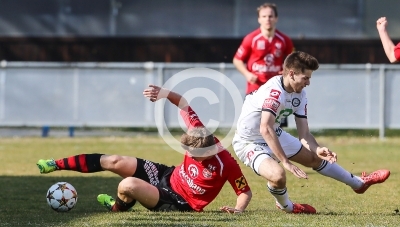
[395,42,400,60]
[234,28,294,94]
[169,106,251,212]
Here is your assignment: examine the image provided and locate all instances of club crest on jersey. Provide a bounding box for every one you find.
[292,98,300,107]
[269,89,281,99]
[202,168,212,178]
[235,176,247,190]
[257,40,265,50]
[188,164,199,179]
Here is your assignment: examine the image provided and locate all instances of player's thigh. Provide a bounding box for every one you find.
[119,177,159,208]
[258,158,286,184]
[100,155,138,178]
[288,146,322,168]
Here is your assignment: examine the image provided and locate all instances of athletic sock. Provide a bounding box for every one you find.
[112,196,137,212]
[267,182,293,212]
[314,160,363,189]
[55,153,104,173]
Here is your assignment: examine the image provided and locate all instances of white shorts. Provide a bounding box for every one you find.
[232,130,302,175]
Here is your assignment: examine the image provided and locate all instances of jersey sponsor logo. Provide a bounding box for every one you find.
[202,168,212,178]
[276,109,293,124]
[257,40,265,50]
[269,89,281,99]
[292,98,300,107]
[235,176,247,190]
[144,160,160,186]
[251,62,281,73]
[264,53,274,65]
[179,165,206,195]
[263,98,280,113]
[188,164,199,179]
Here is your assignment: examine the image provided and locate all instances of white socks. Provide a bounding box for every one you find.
[267,182,293,212]
[314,160,363,189]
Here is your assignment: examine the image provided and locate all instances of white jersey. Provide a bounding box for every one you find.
[236,75,307,143]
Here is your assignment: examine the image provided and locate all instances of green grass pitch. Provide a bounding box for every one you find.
[0,136,399,226]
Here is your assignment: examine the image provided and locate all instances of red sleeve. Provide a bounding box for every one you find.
[179,106,204,130]
[221,151,251,195]
[234,34,252,62]
[395,42,400,61]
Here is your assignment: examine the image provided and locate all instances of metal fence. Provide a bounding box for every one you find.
[0,61,399,138]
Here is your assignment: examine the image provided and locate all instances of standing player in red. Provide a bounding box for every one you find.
[233,3,294,95]
[37,85,252,213]
[376,17,400,63]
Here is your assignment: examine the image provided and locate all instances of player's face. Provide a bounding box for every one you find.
[258,7,278,31]
[291,69,312,93]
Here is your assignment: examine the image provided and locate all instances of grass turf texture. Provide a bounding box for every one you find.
[0,136,399,227]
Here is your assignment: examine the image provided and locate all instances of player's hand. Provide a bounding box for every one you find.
[246,73,258,84]
[376,17,388,32]
[220,206,242,214]
[282,161,308,179]
[316,147,337,164]
[142,84,169,102]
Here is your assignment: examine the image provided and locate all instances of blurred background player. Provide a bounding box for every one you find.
[233,3,294,126]
[232,51,390,214]
[37,85,252,214]
[376,17,400,63]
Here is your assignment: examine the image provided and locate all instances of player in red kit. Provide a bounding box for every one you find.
[376,17,400,63]
[37,85,252,213]
[233,3,294,95]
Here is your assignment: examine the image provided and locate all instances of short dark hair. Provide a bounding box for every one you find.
[283,51,319,74]
[257,3,278,17]
[180,127,216,157]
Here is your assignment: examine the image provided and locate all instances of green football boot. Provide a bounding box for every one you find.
[97,194,116,211]
[36,159,58,174]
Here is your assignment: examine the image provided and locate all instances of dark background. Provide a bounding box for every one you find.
[0,0,398,64]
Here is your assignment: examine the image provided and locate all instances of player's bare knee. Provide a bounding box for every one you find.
[101,154,123,170]
[118,177,138,195]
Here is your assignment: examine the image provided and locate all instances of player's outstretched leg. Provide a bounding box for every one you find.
[37,159,57,174]
[36,153,104,174]
[354,169,390,194]
[276,202,316,214]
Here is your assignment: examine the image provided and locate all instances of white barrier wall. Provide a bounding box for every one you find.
[0,62,399,138]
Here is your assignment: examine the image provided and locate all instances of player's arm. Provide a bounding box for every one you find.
[260,111,307,178]
[220,191,252,214]
[260,111,288,163]
[233,38,257,84]
[295,117,337,164]
[233,58,257,84]
[143,84,188,109]
[143,84,204,129]
[376,17,398,63]
[220,161,252,214]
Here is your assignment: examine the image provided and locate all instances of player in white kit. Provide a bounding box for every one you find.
[232,51,390,214]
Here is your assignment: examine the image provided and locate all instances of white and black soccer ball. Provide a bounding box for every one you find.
[46,182,78,212]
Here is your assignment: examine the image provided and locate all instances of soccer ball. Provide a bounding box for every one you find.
[46,182,78,212]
